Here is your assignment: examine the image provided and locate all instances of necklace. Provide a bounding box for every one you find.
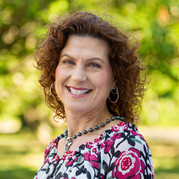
[59,116,125,152]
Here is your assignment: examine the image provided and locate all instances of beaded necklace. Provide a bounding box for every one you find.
[59,116,125,152]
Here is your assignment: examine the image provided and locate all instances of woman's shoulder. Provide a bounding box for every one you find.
[101,122,154,178]
[100,122,151,155]
[44,136,60,159]
[109,122,149,146]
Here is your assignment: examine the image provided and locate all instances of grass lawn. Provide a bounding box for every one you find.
[149,141,179,178]
[0,130,179,178]
[0,132,45,179]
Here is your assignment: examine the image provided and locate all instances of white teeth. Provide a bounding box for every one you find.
[70,88,90,95]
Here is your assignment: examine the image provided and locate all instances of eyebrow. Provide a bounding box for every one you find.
[60,54,75,61]
[60,54,105,63]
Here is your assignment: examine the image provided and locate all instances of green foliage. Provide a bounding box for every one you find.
[0,0,178,133]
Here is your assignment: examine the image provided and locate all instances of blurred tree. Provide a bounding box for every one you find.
[0,0,178,133]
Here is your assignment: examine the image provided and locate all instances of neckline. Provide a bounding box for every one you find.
[56,121,128,157]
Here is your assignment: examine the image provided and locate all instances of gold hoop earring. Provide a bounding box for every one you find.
[108,87,119,103]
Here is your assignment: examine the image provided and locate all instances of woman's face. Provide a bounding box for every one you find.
[55,35,114,114]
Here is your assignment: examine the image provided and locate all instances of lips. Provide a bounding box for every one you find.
[66,86,92,95]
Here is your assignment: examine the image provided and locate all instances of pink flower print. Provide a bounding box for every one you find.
[101,133,121,153]
[101,175,104,179]
[111,133,121,140]
[65,152,78,167]
[130,130,138,137]
[84,153,99,169]
[41,158,50,168]
[66,160,74,167]
[44,144,53,159]
[112,125,120,132]
[121,157,132,170]
[112,148,145,178]
[86,142,94,149]
[118,122,126,126]
[112,122,127,132]
[54,155,60,161]
[104,140,114,153]
[61,154,67,160]
[93,147,97,154]
[150,164,155,178]
[94,138,99,143]
[65,157,78,167]
[66,150,73,155]
[44,147,51,159]
[44,138,58,159]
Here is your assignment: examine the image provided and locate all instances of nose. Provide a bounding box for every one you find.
[71,65,87,82]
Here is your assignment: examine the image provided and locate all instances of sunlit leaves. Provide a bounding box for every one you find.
[0,0,179,133]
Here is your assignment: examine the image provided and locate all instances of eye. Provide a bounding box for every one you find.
[88,63,101,68]
[62,59,74,65]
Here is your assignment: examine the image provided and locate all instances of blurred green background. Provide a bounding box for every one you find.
[0,0,179,178]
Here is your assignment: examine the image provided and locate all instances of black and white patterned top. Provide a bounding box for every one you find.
[35,122,154,179]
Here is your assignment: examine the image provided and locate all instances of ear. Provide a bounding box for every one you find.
[111,79,116,90]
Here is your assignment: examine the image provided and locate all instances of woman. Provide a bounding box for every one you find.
[34,12,154,178]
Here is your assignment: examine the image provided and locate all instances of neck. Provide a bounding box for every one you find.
[65,106,112,137]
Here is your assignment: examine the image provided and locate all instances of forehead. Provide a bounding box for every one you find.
[61,35,109,59]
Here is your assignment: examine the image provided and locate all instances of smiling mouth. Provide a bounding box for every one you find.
[66,86,92,95]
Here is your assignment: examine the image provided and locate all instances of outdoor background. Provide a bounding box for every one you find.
[0,0,179,178]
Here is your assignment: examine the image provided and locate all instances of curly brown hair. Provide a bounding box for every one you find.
[35,11,147,123]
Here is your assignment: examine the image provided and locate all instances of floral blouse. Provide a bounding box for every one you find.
[35,122,154,179]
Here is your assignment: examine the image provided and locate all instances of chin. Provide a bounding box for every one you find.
[65,104,89,113]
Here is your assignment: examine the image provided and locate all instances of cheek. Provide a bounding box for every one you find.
[55,68,65,95]
[95,69,113,89]
[55,66,66,83]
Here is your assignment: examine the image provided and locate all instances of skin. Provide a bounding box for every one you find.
[55,35,120,155]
